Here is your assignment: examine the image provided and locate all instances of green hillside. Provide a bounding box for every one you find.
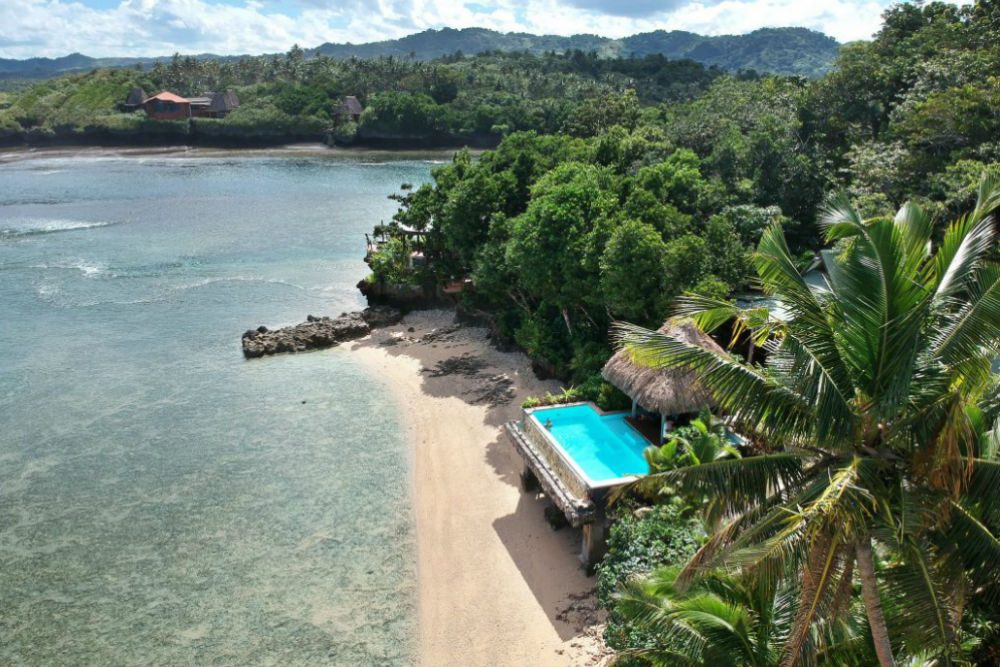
[0,26,839,82]
[312,26,840,77]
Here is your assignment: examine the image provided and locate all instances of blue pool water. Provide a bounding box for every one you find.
[531,404,651,483]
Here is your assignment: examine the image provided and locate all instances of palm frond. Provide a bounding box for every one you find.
[614,321,816,441]
[882,540,959,661]
[931,264,1000,370]
[628,453,807,518]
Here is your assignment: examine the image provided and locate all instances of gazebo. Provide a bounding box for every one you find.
[602,318,724,443]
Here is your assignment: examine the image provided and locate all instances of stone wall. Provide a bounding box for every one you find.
[522,409,591,500]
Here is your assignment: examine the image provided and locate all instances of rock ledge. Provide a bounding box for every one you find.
[242,306,401,358]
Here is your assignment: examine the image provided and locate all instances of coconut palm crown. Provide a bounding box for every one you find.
[614,176,1000,667]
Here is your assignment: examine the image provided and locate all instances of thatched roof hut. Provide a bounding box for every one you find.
[341,96,364,118]
[602,318,724,416]
[208,90,240,114]
[123,86,147,110]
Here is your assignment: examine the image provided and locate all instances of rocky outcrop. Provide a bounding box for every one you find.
[360,304,404,328]
[242,306,401,358]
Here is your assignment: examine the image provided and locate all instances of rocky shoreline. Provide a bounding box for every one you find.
[241,305,401,358]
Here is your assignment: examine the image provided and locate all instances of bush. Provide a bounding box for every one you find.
[596,503,704,654]
[368,237,415,285]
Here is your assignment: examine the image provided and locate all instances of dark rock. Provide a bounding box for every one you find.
[306,314,319,322]
[407,327,415,333]
[242,312,370,359]
[361,305,402,328]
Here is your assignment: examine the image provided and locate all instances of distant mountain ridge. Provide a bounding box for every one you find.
[310,27,840,77]
[0,26,840,80]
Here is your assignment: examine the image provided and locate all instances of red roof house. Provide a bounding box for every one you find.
[143,91,191,120]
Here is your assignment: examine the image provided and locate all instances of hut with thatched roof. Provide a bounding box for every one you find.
[339,96,364,121]
[602,318,724,443]
[122,86,147,112]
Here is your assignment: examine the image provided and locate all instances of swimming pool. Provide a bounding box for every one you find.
[527,403,651,486]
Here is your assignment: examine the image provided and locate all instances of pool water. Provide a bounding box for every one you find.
[530,404,651,483]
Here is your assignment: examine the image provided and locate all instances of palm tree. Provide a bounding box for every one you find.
[612,566,871,667]
[643,413,742,530]
[645,413,743,474]
[614,175,1000,667]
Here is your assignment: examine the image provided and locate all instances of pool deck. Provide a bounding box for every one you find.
[624,415,660,445]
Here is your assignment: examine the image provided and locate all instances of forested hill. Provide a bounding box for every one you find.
[311,27,840,77]
[0,26,838,81]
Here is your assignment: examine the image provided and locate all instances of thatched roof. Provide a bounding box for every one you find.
[209,91,240,113]
[342,96,363,115]
[125,86,147,106]
[602,318,725,416]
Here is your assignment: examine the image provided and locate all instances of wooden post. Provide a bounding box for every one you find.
[580,511,609,574]
[520,465,539,493]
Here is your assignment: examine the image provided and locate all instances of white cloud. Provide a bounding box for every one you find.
[0,0,972,59]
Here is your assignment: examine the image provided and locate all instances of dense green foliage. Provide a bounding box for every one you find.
[375,131,760,384]
[361,2,1000,394]
[595,503,705,657]
[616,175,1000,666]
[0,49,727,145]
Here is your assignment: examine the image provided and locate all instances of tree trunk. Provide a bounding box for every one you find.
[857,536,896,667]
[561,306,573,335]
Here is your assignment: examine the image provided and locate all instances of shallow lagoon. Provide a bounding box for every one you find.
[0,150,433,666]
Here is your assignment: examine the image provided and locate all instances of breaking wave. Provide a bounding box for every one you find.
[0,220,116,240]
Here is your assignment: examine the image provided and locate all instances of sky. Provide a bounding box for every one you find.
[0,0,968,60]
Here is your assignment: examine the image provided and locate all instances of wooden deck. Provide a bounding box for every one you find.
[625,415,661,446]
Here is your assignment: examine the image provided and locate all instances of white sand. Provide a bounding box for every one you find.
[349,310,608,667]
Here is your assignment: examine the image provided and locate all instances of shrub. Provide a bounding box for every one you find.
[596,503,704,655]
[368,237,415,285]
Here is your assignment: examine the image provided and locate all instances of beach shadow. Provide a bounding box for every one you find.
[484,434,522,488]
[492,493,601,642]
[354,314,556,430]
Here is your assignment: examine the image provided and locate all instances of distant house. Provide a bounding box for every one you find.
[187,91,241,119]
[122,86,147,112]
[142,91,191,120]
[139,90,240,121]
[339,96,364,122]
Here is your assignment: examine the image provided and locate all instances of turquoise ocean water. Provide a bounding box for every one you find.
[0,150,434,666]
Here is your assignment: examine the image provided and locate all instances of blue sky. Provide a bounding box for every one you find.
[0,0,968,59]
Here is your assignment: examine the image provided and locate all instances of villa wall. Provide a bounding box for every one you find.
[521,410,591,500]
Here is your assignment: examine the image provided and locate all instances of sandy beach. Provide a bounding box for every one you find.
[349,310,608,667]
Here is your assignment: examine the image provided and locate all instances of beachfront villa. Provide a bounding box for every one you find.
[505,318,727,569]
